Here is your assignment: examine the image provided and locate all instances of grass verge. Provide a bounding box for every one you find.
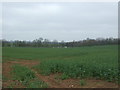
[12,64,48,88]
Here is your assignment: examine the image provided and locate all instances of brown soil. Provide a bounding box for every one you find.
[61,78,118,88]
[2,60,119,88]
[33,72,67,88]
[3,80,25,88]
[2,62,12,79]
[8,60,39,68]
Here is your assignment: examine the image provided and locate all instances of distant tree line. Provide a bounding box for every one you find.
[1,37,119,48]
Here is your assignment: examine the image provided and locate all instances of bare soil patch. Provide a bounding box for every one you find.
[61,78,118,88]
[8,60,39,68]
[2,62,12,79]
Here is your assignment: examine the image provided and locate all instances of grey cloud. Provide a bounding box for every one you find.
[0,3,2,39]
[2,2,118,41]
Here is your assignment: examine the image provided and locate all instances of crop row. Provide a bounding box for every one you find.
[35,60,119,83]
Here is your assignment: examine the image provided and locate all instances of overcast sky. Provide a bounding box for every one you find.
[2,2,118,41]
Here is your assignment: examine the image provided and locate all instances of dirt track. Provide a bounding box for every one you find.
[2,60,119,88]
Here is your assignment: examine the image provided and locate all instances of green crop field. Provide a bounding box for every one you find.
[2,45,119,88]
